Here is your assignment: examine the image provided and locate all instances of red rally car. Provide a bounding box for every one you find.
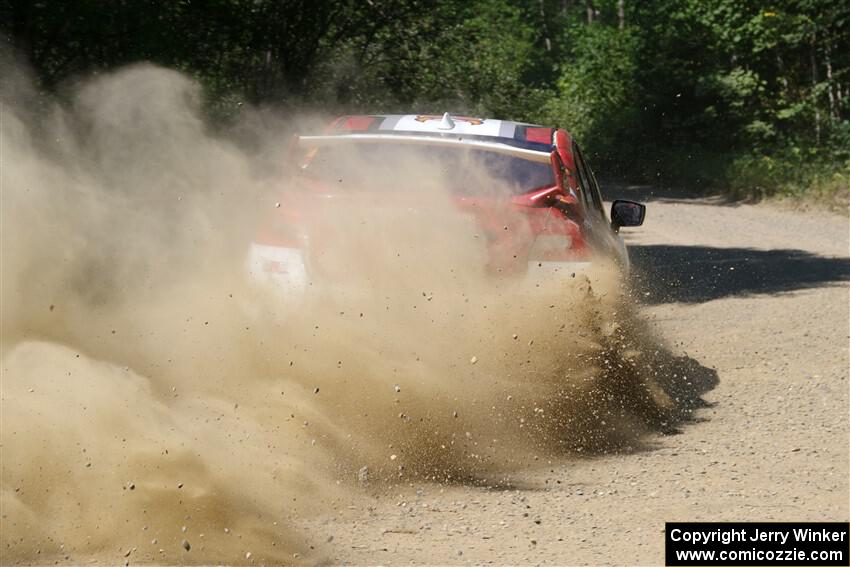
[248,113,645,292]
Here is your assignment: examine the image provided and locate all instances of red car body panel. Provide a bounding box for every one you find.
[249,114,628,291]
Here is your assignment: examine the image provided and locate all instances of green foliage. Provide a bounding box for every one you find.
[3,0,849,200]
[307,0,541,118]
[725,150,849,208]
[537,26,640,161]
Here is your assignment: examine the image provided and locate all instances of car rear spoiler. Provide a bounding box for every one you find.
[297,134,552,164]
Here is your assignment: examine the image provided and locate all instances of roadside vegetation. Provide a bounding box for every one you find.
[4,0,848,206]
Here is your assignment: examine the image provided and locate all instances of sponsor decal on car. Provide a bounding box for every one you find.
[413,115,484,126]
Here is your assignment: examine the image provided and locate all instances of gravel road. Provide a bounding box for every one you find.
[301,191,850,565]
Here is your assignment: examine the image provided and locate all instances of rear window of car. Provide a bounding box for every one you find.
[300,142,554,196]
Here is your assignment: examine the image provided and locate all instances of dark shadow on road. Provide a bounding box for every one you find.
[537,321,720,461]
[629,245,850,304]
[596,331,719,440]
[474,342,720,489]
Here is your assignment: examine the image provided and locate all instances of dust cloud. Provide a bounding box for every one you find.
[1,59,675,565]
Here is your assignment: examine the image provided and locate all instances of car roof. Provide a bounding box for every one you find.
[327,114,557,153]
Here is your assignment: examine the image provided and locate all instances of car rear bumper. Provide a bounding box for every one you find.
[247,243,595,301]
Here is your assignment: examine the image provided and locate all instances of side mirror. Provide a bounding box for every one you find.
[610,200,646,231]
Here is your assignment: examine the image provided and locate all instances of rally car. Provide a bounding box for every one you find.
[248,113,645,293]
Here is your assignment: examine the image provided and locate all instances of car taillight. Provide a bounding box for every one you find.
[247,243,308,289]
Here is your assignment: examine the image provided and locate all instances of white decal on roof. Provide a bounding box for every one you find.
[386,114,504,137]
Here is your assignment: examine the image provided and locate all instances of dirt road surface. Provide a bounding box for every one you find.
[300,191,850,565]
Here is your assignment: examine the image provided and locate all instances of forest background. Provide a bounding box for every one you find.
[4,0,848,203]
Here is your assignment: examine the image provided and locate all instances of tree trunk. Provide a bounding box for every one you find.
[586,1,594,24]
[539,0,551,52]
[618,0,625,30]
[810,44,821,146]
[825,44,837,120]
[775,53,788,91]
